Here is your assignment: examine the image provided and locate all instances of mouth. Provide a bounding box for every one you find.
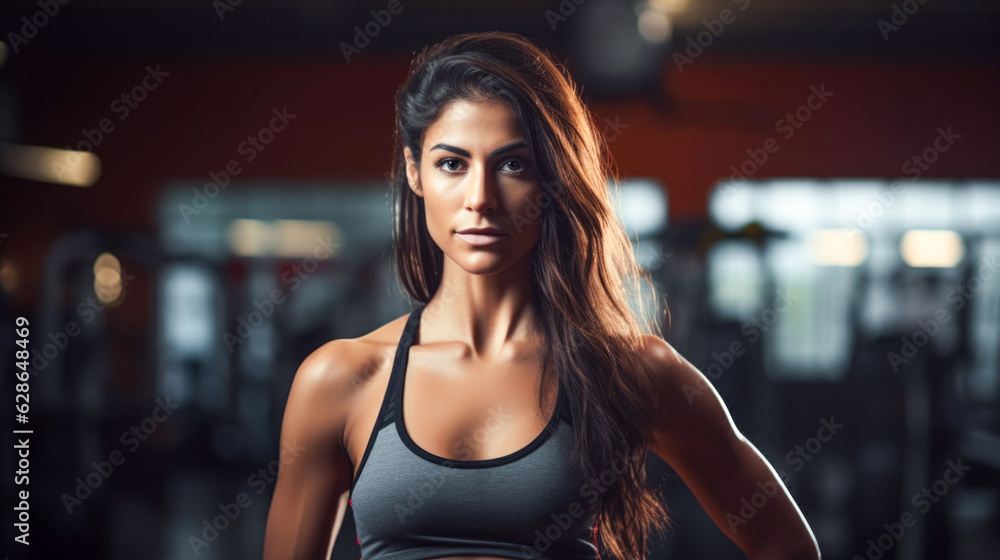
[455,229,508,246]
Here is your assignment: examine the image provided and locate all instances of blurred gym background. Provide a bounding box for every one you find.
[1,1,998,559]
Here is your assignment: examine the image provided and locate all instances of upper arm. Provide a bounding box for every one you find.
[640,336,820,560]
[263,339,360,560]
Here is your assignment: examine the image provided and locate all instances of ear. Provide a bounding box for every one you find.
[403,146,422,197]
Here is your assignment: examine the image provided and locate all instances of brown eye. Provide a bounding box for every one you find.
[501,158,526,173]
[435,158,465,173]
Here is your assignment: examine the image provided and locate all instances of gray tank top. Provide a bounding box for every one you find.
[349,303,601,559]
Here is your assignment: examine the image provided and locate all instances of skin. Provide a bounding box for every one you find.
[263,99,820,560]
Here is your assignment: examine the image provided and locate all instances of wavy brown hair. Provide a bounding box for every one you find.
[388,30,670,560]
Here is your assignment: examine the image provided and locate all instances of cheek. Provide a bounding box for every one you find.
[420,182,457,242]
[509,188,545,235]
[422,195,446,235]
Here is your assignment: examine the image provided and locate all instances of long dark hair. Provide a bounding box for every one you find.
[388,30,669,560]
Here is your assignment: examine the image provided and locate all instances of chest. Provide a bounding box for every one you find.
[351,421,599,557]
[397,367,559,463]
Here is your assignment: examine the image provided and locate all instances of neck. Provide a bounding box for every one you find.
[421,250,543,360]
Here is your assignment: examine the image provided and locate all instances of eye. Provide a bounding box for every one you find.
[500,158,528,173]
[434,158,465,174]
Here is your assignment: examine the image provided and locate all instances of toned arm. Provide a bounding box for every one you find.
[263,340,360,560]
[640,336,821,560]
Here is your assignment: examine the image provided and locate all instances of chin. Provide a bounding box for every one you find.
[453,253,511,276]
[441,244,523,274]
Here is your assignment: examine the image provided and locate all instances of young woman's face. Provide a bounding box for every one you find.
[404,98,543,276]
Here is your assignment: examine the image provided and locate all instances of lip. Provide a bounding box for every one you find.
[456,227,505,235]
[456,230,508,247]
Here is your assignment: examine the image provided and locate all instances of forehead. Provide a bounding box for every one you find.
[423,98,523,151]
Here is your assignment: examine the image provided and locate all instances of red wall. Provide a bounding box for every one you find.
[4,54,999,305]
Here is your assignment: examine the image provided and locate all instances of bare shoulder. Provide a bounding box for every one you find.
[635,334,742,444]
[282,311,414,449]
[295,311,412,390]
[264,311,414,558]
[634,334,689,400]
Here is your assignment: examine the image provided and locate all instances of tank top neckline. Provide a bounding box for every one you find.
[392,303,566,468]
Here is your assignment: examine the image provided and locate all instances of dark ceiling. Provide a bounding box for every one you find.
[1,0,998,68]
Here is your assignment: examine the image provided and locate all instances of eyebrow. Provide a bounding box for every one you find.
[428,141,527,158]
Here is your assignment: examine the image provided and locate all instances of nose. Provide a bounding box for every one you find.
[464,163,498,213]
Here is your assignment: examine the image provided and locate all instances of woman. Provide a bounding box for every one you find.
[263,31,820,560]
